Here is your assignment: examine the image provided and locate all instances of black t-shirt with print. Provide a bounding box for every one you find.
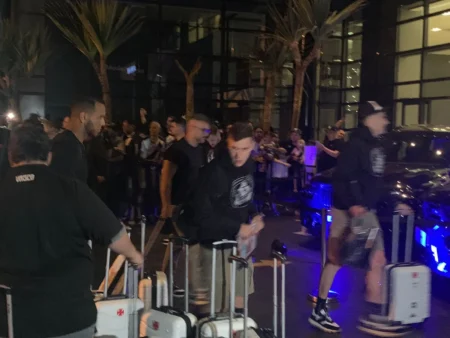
[51,130,89,183]
[0,165,123,337]
[163,138,205,206]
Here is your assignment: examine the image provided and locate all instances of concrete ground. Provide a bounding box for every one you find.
[93,216,450,338]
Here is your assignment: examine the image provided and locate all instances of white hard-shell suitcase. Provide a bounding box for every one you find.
[140,236,197,337]
[197,240,258,338]
[95,245,144,338]
[382,213,431,325]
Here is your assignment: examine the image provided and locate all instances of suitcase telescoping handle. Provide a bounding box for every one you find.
[127,264,140,338]
[211,240,238,318]
[0,284,13,338]
[228,255,249,338]
[272,250,287,338]
[168,236,190,312]
[391,212,415,264]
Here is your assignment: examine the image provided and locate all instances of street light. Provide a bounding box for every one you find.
[6,111,16,121]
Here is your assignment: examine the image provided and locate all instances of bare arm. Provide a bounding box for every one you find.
[160,160,177,210]
[322,146,340,158]
[109,230,143,267]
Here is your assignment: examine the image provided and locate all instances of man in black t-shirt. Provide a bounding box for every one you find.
[0,124,143,338]
[316,126,345,173]
[51,98,106,182]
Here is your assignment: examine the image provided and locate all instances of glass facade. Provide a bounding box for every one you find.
[316,17,363,136]
[394,0,450,125]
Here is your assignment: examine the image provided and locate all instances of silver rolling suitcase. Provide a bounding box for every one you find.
[140,236,197,338]
[197,240,258,338]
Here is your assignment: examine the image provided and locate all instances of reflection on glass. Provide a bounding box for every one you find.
[423,50,450,79]
[319,89,340,103]
[384,134,450,164]
[345,36,362,61]
[429,0,450,14]
[397,3,424,21]
[229,31,259,57]
[346,21,363,35]
[331,23,343,36]
[344,104,358,128]
[344,90,360,103]
[320,63,341,88]
[426,15,450,46]
[344,63,361,88]
[396,54,421,82]
[422,80,450,97]
[321,39,342,62]
[397,20,423,51]
[395,84,420,99]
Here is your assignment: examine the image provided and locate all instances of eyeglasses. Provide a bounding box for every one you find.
[193,125,211,134]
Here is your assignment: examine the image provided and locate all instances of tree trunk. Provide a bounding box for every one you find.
[263,72,276,132]
[186,78,194,118]
[291,64,306,129]
[96,57,112,122]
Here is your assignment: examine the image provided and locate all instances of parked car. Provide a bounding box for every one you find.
[300,125,450,278]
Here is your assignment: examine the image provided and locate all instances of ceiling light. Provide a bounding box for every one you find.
[431,27,442,32]
[443,11,450,16]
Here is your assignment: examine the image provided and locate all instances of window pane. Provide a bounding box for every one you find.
[346,21,363,35]
[343,90,360,103]
[319,89,340,103]
[229,31,259,57]
[321,39,342,62]
[429,99,450,124]
[395,102,403,126]
[228,12,265,31]
[397,20,423,52]
[345,36,362,61]
[426,14,450,47]
[404,104,420,125]
[319,104,339,128]
[344,63,361,88]
[422,80,450,97]
[429,0,450,15]
[343,104,358,128]
[330,23,343,37]
[396,54,421,82]
[395,84,420,98]
[20,95,45,120]
[398,3,424,21]
[423,49,450,80]
[320,63,341,88]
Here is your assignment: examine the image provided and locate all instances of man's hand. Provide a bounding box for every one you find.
[160,205,174,219]
[128,249,144,270]
[315,141,324,150]
[140,108,147,118]
[349,205,367,217]
[238,224,254,239]
[251,215,265,234]
[396,203,413,216]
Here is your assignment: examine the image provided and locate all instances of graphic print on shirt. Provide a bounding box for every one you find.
[230,175,254,208]
[370,147,385,177]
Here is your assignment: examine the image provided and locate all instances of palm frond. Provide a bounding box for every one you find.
[314,0,367,41]
[45,0,144,59]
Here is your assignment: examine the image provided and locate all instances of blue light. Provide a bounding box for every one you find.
[420,230,427,247]
[126,65,137,74]
[327,215,332,223]
[433,225,440,230]
[437,262,447,273]
[431,245,439,263]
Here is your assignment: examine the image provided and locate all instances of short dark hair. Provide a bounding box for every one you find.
[70,97,104,117]
[228,122,254,142]
[9,123,51,164]
[210,124,218,135]
[190,113,210,125]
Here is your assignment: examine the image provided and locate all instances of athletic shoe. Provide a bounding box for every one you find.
[308,307,341,333]
[358,315,413,337]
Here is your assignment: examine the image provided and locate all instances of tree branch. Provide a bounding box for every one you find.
[175,59,189,80]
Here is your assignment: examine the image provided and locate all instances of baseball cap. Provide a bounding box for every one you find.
[358,101,385,120]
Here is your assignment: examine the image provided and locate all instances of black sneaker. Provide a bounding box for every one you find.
[357,315,412,337]
[308,307,341,333]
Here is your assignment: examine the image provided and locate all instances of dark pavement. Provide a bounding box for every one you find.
[93,216,450,337]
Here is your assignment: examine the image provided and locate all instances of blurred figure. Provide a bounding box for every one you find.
[62,116,70,130]
[316,126,345,173]
[205,124,221,163]
[0,115,10,181]
[42,119,61,140]
[51,98,106,182]
[122,121,139,224]
[166,116,186,148]
[0,123,142,338]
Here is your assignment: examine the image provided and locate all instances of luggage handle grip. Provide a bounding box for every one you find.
[271,251,287,263]
[228,255,249,268]
[213,240,238,247]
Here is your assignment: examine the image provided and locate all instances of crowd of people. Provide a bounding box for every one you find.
[0,96,373,338]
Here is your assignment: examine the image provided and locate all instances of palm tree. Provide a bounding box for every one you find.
[0,19,51,116]
[251,38,289,132]
[270,0,366,129]
[175,58,202,119]
[45,0,144,120]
